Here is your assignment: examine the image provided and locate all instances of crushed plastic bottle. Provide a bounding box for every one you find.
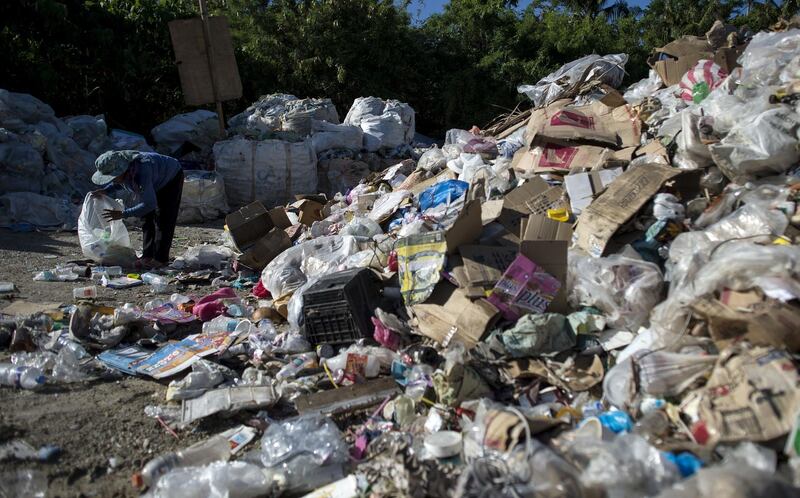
[135,434,231,488]
[276,353,319,380]
[141,272,170,293]
[0,363,46,390]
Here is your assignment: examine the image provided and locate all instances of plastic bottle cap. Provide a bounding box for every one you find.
[131,472,144,488]
[424,430,462,458]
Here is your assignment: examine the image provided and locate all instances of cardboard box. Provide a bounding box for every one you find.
[226,201,275,251]
[498,177,565,236]
[648,35,742,86]
[445,200,483,255]
[411,282,499,349]
[459,245,518,286]
[527,101,641,148]
[563,167,624,215]
[292,198,324,226]
[574,163,681,257]
[237,228,291,271]
[513,141,610,175]
[691,296,800,353]
[519,214,572,313]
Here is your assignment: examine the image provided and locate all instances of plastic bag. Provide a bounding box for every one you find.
[145,461,278,498]
[678,60,727,102]
[568,250,663,331]
[710,107,800,182]
[739,28,800,87]
[624,69,663,104]
[637,351,717,397]
[656,463,799,498]
[499,313,575,358]
[260,415,347,468]
[339,216,382,239]
[418,179,468,212]
[260,236,359,298]
[518,53,628,107]
[418,146,447,172]
[77,193,136,265]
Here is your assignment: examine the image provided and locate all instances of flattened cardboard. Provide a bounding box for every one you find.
[682,347,800,446]
[635,140,669,160]
[237,228,291,271]
[519,215,572,313]
[691,296,800,353]
[460,245,518,286]
[445,200,482,255]
[480,199,504,226]
[498,177,565,236]
[411,282,499,349]
[504,355,604,392]
[563,167,623,215]
[528,101,641,148]
[268,207,292,229]
[517,140,610,174]
[293,199,324,226]
[574,163,680,257]
[225,201,275,251]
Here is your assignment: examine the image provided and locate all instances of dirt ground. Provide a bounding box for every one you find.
[0,223,236,498]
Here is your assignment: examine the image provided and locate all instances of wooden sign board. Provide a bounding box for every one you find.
[169,16,242,106]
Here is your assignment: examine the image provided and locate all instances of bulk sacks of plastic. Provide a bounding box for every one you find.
[213,137,317,208]
[344,97,415,152]
[178,170,230,224]
[151,110,220,156]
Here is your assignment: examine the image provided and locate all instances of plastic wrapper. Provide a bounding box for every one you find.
[568,250,663,331]
[145,461,280,498]
[653,194,685,221]
[624,69,663,104]
[738,28,800,87]
[638,351,717,398]
[565,433,680,497]
[261,236,359,298]
[678,60,727,102]
[260,415,347,469]
[710,107,800,182]
[518,53,628,107]
[167,359,227,401]
[77,193,136,265]
[499,313,575,358]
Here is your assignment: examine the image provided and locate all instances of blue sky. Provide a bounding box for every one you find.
[408,0,653,19]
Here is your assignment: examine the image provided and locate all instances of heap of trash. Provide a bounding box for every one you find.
[3,21,800,498]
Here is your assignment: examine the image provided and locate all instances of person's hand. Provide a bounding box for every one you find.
[102,209,123,222]
[90,189,106,198]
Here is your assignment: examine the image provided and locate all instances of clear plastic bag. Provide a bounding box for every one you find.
[518,53,628,107]
[418,146,447,172]
[145,461,280,498]
[78,193,136,265]
[738,28,800,87]
[624,69,663,104]
[260,415,347,469]
[637,351,717,398]
[568,250,664,331]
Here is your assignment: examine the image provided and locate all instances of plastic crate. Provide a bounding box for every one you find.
[302,268,382,347]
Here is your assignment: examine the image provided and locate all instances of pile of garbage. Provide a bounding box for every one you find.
[4,21,800,498]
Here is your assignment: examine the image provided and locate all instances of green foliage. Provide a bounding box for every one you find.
[0,0,794,138]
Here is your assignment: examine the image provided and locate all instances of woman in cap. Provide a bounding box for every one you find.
[91,150,184,269]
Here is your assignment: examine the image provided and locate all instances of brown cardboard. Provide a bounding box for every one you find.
[225,201,275,251]
[498,177,565,236]
[294,199,324,226]
[445,200,483,255]
[635,140,669,160]
[647,35,742,86]
[563,167,624,215]
[529,101,641,148]
[574,163,681,257]
[268,207,292,229]
[237,228,291,271]
[480,199,504,226]
[519,215,572,313]
[681,346,800,446]
[691,296,800,353]
[460,245,518,286]
[411,282,499,349]
[516,140,610,175]
[504,355,604,392]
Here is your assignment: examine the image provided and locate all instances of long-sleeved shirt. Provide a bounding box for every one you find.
[102,152,182,218]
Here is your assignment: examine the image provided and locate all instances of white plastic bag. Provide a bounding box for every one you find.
[77,193,136,265]
[623,69,663,104]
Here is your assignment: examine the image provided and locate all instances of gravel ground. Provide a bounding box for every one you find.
[0,223,241,498]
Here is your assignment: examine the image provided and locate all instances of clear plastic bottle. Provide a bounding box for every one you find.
[141,273,170,293]
[276,353,319,380]
[0,363,46,390]
[169,293,191,305]
[72,285,97,300]
[135,434,231,488]
[201,316,243,335]
[405,364,433,402]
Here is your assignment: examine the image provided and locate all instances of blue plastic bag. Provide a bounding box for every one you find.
[418,180,468,212]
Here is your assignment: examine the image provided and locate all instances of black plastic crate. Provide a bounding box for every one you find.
[303,268,382,347]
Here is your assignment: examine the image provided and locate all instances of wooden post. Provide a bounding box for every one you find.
[198,0,226,138]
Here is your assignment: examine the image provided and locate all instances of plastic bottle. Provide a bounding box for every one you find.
[201,316,243,335]
[91,266,123,280]
[169,293,191,305]
[72,285,97,300]
[322,349,381,378]
[0,363,46,390]
[276,353,319,380]
[135,434,231,488]
[141,273,170,293]
[405,364,433,402]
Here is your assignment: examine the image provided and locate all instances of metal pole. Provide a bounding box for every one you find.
[198,0,226,138]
